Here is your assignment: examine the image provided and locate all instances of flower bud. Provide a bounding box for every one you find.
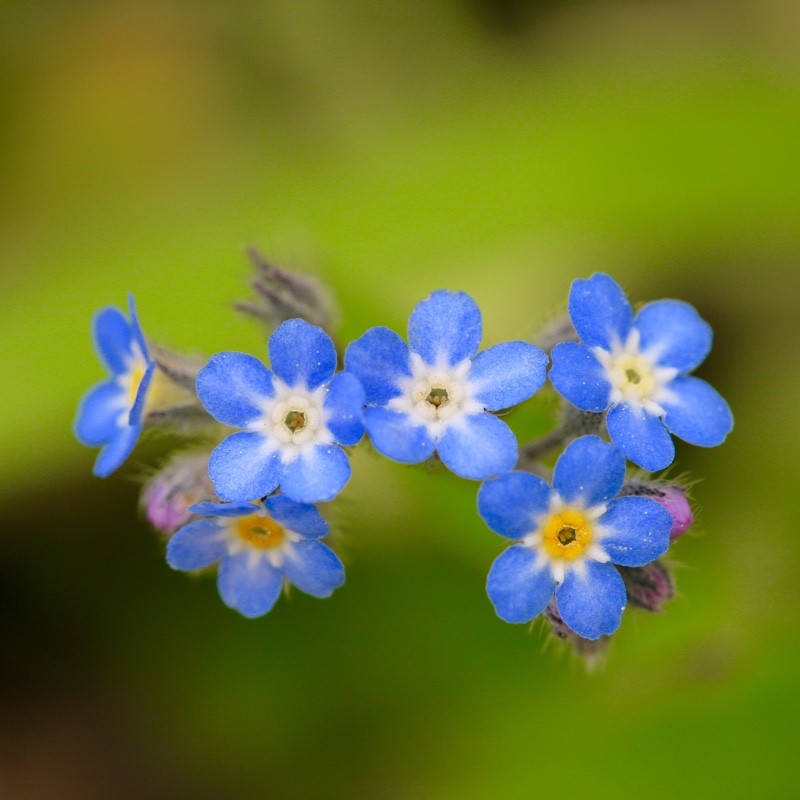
[619,481,694,539]
[617,560,675,613]
[140,452,216,536]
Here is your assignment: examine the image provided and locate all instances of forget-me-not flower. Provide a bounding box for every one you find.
[74,295,156,477]
[196,319,365,504]
[549,273,733,471]
[167,495,344,618]
[344,290,548,480]
[478,435,672,640]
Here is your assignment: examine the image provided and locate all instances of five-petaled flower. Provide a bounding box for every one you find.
[478,436,672,640]
[166,495,344,618]
[196,319,365,504]
[549,273,733,471]
[74,295,156,477]
[344,290,548,480]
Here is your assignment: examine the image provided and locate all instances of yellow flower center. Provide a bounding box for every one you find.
[542,510,592,560]
[126,361,146,408]
[608,353,656,402]
[236,514,285,549]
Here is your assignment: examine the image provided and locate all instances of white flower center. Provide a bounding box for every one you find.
[521,494,610,584]
[593,329,678,416]
[388,353,484,437]
[249,381,333,463]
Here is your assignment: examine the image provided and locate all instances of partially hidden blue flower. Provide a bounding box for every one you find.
[344,290,548,480]
[166,496,344,618]
[478,435,672,640]
[549,273,733,471]
[74,295,156,477]
[196,319,365,504]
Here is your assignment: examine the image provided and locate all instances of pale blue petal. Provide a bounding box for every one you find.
[197,352,274,428]
[323,372,365,446]
[128,361,156,425]
[127,293,150,362]
[635,299,712,373]
[208,432,281,502]
[469,342,548,410]
[344,326,411,405]
[282,539,345,598]
[598,497,672,567]
[555,561,627,640]
[477,472,552,540]
[407,290,482,367]
[268,318,337,390]
[487,545,556,624]
[93,306,134,374]
[606,402,675,471]
[549,342,612,412]
[74,380,126,446]
[661,376,734,447]
[217,552,283,618]
[264,495,329,539]
[189,501,260,518]
[280,444,351,504]
[553,436,625,507]
[437,413,518,480]
[364,407,435,464]
[569,273,632,350]
[166,519,228,571]
[93,422,141,478]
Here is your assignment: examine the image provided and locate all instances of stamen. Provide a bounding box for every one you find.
[284,410,307,432]
[557,526,577,545]
[237,514,285,548]
[425,387,449,408]
[624,368,641,384]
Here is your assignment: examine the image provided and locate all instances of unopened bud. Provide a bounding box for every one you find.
[619,481,694,539]
[617,560,675,613]
[140,452,216,536]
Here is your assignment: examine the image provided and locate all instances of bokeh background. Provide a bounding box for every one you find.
[2,1,799,797]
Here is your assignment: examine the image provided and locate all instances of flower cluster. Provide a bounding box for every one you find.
[75,260,732,659]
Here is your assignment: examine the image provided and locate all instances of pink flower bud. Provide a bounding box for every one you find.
[652,486,694,539]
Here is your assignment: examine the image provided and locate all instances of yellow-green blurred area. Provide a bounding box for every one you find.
[2,0,799,796]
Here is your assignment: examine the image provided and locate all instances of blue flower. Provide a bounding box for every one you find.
[196,319,365,504]
[478,436,672,640]
[166,496,344,618]
[74,295,156,477]
[344,290,548,480]
[549,273,733,471]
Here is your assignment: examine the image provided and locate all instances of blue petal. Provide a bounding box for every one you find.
[93,423,141,478]
[217,552,283,618]
[468,342,548,410]
[323,372,365,446]
[128,361,156,425]
[569,273,632,350]
[555,561,627,640]
[486,545,556,624]
[93,306,134,374]
[74,380,125,446]
[549,342,612,412]
[606,402,675,471]
[344,326,411,405]
[208,432,282,502]
[189,501,260,518]
[553,435,625,507]
[127,293,150,362]
[166,519,228,571]
[407,290,482,367]
[597,497,672,567]
[280,444,351,503]
[437,413,518,480]
[364,407,435,464]
[196,352,275,428]
[282,539,345,598]
[268,318,337,391]
[635,299,712,373]
[264,495,330,539]
[477,471,552,540]
[660,376,734,447]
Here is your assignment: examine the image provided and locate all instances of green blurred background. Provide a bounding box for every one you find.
[2,0,799,797]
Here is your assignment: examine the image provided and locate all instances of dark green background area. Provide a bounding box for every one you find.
[1,1,799,797]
